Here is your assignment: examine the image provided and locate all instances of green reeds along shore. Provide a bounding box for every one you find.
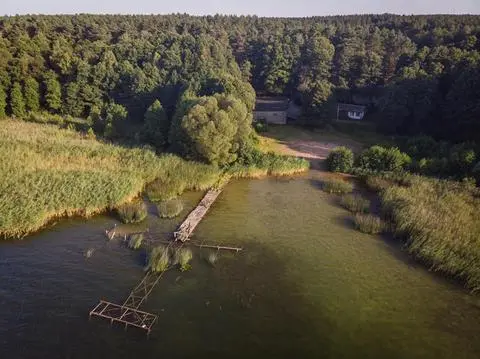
[340,194,370,213]
[116,202,148,224]
[322,178,353,194]
[157,200,184,219]
[367,173,480,291]
[0,119,309,239]
[354,213,384,234]
[0,119,220,238]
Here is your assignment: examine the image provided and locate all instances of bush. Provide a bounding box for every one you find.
[116,201,148,224]
[157,199,184,218]
[322,178,353,194]
[326,146,354,173]
[449,143,477,176]
[253,121,268,133]
[340,194,370,213]
[354,214,384,234]
[357,145,411,172]
[128,233,144,250]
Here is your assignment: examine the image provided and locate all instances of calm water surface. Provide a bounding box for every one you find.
[1,170,480,359]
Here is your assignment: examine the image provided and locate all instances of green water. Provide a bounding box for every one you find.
[1,170,480,358]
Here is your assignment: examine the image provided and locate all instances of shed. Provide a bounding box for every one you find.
[254,97,289,125]
[337,103,367,121]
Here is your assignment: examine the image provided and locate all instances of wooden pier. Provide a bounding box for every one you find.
[89,300,157,334]
[174,189,221,242]
[90,188,235,334]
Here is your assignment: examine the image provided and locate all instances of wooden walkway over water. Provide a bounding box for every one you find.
[174,189,221,242]
[90,188,237,334]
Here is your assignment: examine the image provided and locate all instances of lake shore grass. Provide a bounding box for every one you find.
[366,173,480,291]
[0,119,222,238]
[1,119,309,238]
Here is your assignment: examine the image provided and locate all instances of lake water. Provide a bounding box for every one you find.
[1,170,480,359]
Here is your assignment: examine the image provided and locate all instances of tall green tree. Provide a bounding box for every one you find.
[43,71,62,112]
[173,94,252,165]
[141,100,170,149]
[24,77,40,113]
[10,82,26,118]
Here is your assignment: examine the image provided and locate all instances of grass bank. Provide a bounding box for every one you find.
[367,173,480,291]
[1,119,309,238]
[0,119,221,238]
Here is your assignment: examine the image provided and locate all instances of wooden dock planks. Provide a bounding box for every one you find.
[174,189,222,242]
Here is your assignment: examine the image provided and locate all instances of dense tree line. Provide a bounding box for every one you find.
[0,14,480,153]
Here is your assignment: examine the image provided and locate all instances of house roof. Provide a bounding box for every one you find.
[338,103,367,112]
[255,97,289,112]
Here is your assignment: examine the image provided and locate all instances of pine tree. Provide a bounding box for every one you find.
[24,77,40,113]
[43,71,62,112]
[10,82,26,118]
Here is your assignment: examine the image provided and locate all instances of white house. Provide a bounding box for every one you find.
[336,103,367,121]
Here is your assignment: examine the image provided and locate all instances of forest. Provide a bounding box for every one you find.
[1,13,480,153]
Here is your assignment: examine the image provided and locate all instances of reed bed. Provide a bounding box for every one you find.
[322,178,353,194]
[354,214,385,234]
[340,194,370,213]
[128,234,144,250]
[173,247,193,271]
[0,119,219,238]
[116,202,147,224]
[380,175,480,291]
[157,199,184,218]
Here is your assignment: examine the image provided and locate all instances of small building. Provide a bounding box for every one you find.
[254,97,289,125]
[336,103,367,121]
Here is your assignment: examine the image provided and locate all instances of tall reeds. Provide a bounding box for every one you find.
[157,199,184,218]
[116,202,148,224]
[340,194,370,213]
[379,175,480,291]
[0,120,220,238]
[322,178,353,194]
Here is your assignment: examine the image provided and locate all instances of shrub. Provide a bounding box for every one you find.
[340,194,370,213]
[354,214,384,234]
[357,145,411,172]
[449,143,477,176]
[326,146,354,173]
[405,136,438,159]
[116,201,148,224]
[322,178,353,194]
[253,121,268,133]
[147,245,170,273]
[157,199,184,218]
[128,233,144,250]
